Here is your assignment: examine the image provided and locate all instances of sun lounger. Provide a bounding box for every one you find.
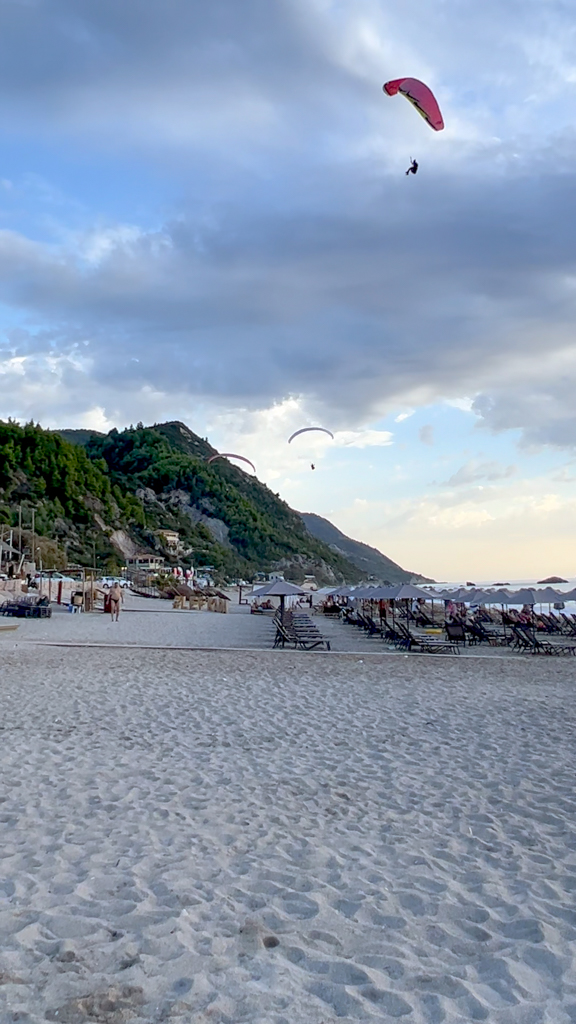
[465,622,508,646]
[445,622,468,646]
[394,622,460,654]
[381,623,411,649]
[511,625,576,656]
[273,613,331,651]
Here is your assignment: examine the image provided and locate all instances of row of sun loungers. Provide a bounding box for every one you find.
[271,602,576,656]
[273,610,331,651]
[341,608,576,656]
[342,610,460,654]
[510,625,576,656]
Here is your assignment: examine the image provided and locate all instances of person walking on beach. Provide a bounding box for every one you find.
[109,581,123,621]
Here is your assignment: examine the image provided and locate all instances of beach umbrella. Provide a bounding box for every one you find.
[414,587,443,623]
[421,587,444,623]
[254,579,305,623]
[506,590,557,624]
[469,589,515,641]
[534,587,564,603]
[505,589,546,632]
[383,584,433,601]
[375,583,431,628]
[438,587,471,602]
[465,589,498,605]
[352,586,381,599]
[507,589,540,605]
[330,585,353,597]
[508,588,563,606]
[485,589,512,603]
[251,580,304,597]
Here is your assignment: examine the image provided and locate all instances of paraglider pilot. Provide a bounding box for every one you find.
[311,464,315,471]
[406,159,418,176]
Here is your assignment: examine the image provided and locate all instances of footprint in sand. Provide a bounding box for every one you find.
[45,985,145,1023]
[238,917,280,956]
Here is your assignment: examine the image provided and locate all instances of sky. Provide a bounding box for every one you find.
[1,0,576,581]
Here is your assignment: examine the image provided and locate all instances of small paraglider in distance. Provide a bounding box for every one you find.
[406,158,418,176]
[206,453,256,474]
[383,78,445,132]
[311,463,315,471]
[287,427,335,444]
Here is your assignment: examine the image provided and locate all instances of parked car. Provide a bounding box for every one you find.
[34,571,76,584]
[97,576,131,589]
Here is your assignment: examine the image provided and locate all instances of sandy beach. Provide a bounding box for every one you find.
[1,618,575,1023]
[0,591,522,656]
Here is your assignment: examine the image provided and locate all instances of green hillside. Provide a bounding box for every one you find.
[56,428,106,447]
[86,423,361,583]
[0,419,131,569]
[0,419,362,583]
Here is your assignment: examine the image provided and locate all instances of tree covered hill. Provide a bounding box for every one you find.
[85,423,361,582]
[0,419,363,582]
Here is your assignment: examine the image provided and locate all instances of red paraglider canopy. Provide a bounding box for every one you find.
[207,453,256,474]
[383,78,444,131]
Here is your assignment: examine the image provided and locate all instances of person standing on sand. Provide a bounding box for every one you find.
[109,582,123,621]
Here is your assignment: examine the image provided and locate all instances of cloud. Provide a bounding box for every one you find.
[334,429,393,448]
[0,0,574,455]
[473,358,576,449]
[419,424,434,446]
[334,472,576,580]
[444,460,517,487]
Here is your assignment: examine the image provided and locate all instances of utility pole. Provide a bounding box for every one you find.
[18,506,22,559]
[31,508,35,570]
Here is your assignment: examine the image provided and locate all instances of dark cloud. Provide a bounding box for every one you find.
[0,167,575,422]
[0,0,575,443]
[473,376,576,449]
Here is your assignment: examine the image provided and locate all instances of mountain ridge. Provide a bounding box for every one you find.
[44,420,427,583]
[299,512,432,584]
